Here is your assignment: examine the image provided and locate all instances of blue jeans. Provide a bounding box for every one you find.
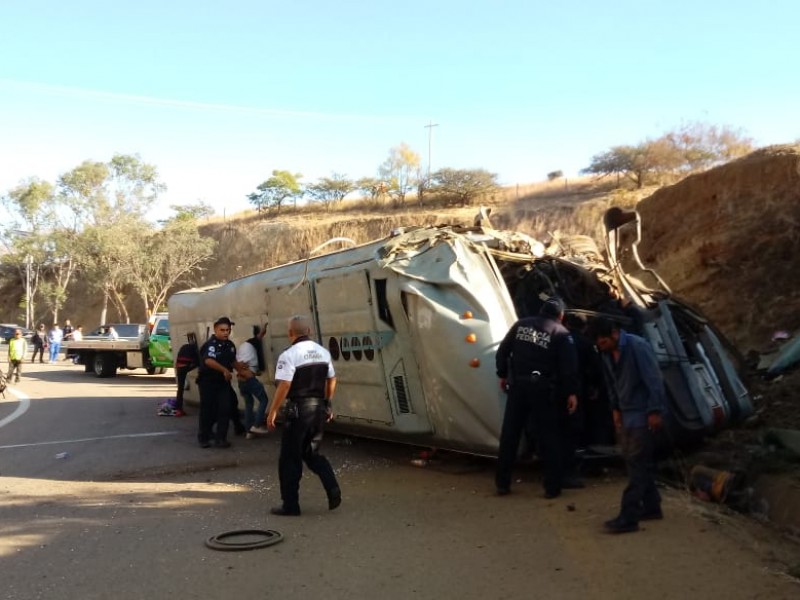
[238,377,269,430]
[49,342,61,362]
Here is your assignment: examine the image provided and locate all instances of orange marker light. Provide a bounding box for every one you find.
[462,311,473,319]
[469,358,480,368]
[465,333,477,343]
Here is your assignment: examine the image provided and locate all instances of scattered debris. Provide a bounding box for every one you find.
[688,465,743,504]
[55,452,69,459]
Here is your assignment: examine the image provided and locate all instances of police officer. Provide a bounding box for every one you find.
[495,297,579,499]
[266,315,341,516]
[197,317,237,448]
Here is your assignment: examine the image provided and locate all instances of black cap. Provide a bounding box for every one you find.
[539,296,565,319]
[214,316,235,327]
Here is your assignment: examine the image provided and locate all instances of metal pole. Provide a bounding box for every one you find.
[424,121,439,182]
[25,254,32,329]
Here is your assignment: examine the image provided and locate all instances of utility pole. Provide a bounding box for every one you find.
[424,120,439,182]
[25,254,32,329]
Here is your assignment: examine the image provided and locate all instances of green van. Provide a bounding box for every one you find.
[148,313,172,373]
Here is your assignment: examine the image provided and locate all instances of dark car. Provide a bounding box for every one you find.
[0,324,34,344]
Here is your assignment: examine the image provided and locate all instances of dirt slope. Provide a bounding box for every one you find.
[635,145,800,352]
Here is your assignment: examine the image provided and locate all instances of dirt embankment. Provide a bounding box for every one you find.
[635,145,800,353]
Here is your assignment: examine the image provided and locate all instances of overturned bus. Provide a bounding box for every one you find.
[168,208,752,455]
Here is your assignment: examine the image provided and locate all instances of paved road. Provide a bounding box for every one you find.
[1,360,799,599]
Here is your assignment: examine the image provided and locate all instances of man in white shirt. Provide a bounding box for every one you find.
[234,325,270,438]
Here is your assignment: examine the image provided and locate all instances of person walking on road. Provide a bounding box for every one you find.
[266,315,341,516]
[591,317,666,534]
[235,325,270,438]
[495,296,579,499]
[47,323,63,364]
[196,317,238,449]
[8,329,28,383]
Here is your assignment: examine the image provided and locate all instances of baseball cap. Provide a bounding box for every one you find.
[214,316,235,327]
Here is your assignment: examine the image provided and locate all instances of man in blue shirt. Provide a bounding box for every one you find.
[592,318,666,533]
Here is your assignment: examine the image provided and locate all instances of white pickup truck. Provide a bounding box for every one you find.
[65,323,168,378]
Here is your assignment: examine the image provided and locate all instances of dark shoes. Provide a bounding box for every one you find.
[640,508,664,521]
[496,487,511,496]
[604,516,640,534]
[543,490,561,499]
[213,440,231,449]
[328,487,342,510]
[199,439,211,448]
[270,506,301,517]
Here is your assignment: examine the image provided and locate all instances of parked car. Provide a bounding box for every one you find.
[0,323,34,343]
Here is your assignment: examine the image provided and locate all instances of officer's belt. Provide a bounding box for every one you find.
[288,396,325,407]
[526,370,554,385]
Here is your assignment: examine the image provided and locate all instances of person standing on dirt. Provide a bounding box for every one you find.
[234,324,270,437]
[7,329,28,383]
[266,315,341,516]
[495,296,579,499]
[196,317,237,449]
[590,317,666,534]
[31,324,47,364]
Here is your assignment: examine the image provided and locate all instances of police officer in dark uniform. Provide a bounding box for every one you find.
[495,297,579,499]
[266,315,341,516]
[197,317,237,448]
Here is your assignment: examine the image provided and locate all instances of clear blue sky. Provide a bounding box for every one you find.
[1,0,797,219]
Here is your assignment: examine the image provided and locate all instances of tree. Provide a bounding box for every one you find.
[378,143,420,205]
[78,215,149,323]
[583,122,755,188]
[431,168,500,206]
[305,173,355,208]
[581,143,677,188]
[2,179,57,323]
[60,154,165,322]
[127,218,216,317]
[165,201,215,223]
[247,170,302,214]
[355,177,389,203]
[663,121,753,173]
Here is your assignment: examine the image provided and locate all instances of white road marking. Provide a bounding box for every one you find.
[0,431,179,450]
[0,386,31,429]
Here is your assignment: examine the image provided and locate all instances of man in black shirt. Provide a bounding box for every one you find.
[495,297,579,499]
[197,317,237,448]
[267,315,340,516]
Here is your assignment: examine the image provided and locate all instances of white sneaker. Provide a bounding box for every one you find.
[249,425,270,435]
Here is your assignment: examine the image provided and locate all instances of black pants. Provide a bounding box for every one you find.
[32,346,45,363]
[198,380,232,444]
[619,425,661,523]
[175,366,193,410]
[278,401,339,511]
[496,383,570,495]
[7,359,22,381]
